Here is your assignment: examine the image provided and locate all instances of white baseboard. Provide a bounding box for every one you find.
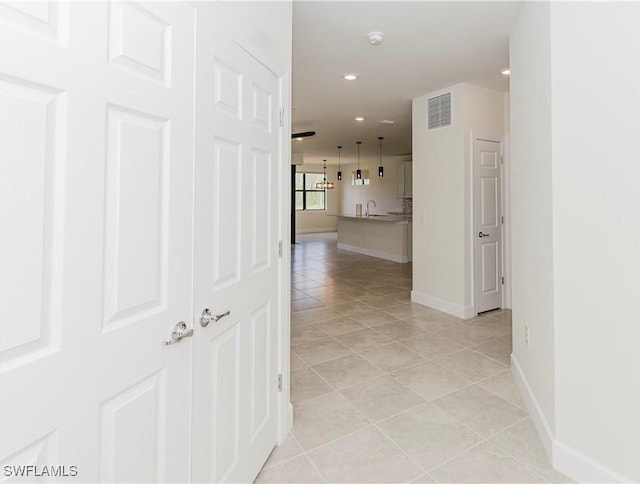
[410,290,474,319]
[510,354,554,458]
[295,227,337,234]
[553,439,631,483]
[337,243,409,263]
[511,354,632,483]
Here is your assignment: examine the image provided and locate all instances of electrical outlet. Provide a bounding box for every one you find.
[525,325,530,346]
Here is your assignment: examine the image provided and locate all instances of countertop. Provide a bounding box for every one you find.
[334,214,411,224]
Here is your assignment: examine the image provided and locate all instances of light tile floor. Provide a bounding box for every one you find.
[256,233,571,483]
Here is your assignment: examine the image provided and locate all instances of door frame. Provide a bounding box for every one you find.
[277,68,293,438]
[470,133,506,315]
[502,132,512,310]
[194,3,292,442]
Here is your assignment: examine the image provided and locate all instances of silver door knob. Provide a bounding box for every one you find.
[163,321,194,346]
[201,308,231,327]
[478,232,490,238]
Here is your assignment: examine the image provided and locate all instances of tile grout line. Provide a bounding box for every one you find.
[259,431,306,471]
[423,355,502,384]
[300,451,328,484]
[466,346,513,367]
[425,414,551,482]
[428,382,528,440]
[301,422,376,455]
[293,375,438,462]
[297,333,515,403]
[474,415,557,483]
[286,237,547,483]
[373,421,434,480]
[474,370,528,409]
[352,341,427,371]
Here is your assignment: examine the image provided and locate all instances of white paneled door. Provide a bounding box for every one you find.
[473,139,503,314]
[0,3,285,483]
[0,2,197,481]
[0,2,196,481]
[191,14,282,484]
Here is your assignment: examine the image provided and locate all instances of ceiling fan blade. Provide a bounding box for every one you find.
[292,131,316,139]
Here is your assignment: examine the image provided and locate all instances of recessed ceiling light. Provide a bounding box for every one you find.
[501,69,511,75]
[343,73,358,81]
[295,137,304,141]
[379,120,395,125]
[355,117,364,122]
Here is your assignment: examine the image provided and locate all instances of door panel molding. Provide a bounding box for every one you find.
[0,3,290,482]
[98,370,167,483]
[473,137,503,314]
[0,3,196,481]
[191,10,284,482]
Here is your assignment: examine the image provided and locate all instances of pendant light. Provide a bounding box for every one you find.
[356,141,362,179]
[378,136,384,178]
[337,146,343,181]
[315,160,335,190]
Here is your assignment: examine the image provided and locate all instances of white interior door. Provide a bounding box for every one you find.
[0,3,195,481]
[191,13,282,483]
[474,139,503,314]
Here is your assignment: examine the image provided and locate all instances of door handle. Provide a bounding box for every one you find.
[478,232,490,238]
[163,321,194,346]
[200,308,231,327]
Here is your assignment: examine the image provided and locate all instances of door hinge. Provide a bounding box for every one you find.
[501,276,505,285]
[277,374,282,392]
[501,216,504,224]
[278,240,283,257]
[279,107,284,128]
[500,156,503,165]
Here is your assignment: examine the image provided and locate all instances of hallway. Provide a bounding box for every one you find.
[257,234,569,483]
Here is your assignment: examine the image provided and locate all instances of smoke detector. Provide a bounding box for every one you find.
[367,31,384,46]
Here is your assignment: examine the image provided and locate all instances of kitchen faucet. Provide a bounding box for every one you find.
[366,199,377,217]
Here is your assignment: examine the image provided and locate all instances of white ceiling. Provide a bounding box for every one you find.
[292,1,520,165]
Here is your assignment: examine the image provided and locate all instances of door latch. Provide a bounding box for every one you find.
[163,321,194,346]
[200,308,231,327]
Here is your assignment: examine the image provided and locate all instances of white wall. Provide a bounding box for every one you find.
[412,86,466,315]
[511,2,640,481]
[295,164,341,233]
[412,83,504,318]
[461,84,507,308]
[550,3,640,481]
[509,0,556,445]
[340,156,409,216]
[214,1,293,66]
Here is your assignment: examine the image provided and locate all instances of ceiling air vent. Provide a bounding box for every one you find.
[427,92,452,130]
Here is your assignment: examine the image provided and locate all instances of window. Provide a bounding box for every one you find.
[295,173,326,211]
[351,169,370,186]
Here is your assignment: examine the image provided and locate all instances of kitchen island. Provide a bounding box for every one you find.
[335,215,412,263]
